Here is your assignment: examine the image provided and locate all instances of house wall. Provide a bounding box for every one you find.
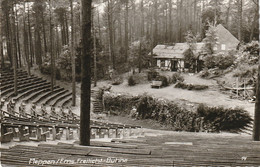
[156,59,185,71]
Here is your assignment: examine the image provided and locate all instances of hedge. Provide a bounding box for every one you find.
[175,82,209,90]
[104,93,252,132]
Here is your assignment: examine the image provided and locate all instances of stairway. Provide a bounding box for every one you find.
[91,89,104,113]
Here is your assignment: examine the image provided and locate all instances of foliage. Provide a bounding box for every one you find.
[104,93,202,131]
[104,93,252,132]
[128,39,152,71]
[111,76,123,85]
[128,75,136,86]
[204,53,236,70]
[175,82,209,91]
[237,41,259,65]
[171,73,184,84]
[147,69,159,81]
[202,24,218,55]
[197,104,253,132]
[184,31,201,71]
[200,68,210,78]
[233,64,258,79]
[56,45,72,80]
[155,75,169,87]
[40,64,61,80]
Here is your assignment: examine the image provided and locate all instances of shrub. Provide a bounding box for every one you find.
[175,82,208,90]
[204,53,235,70]
[155,75,169,87]
[147,69,159,81]
[197,104,252,132]
[128,75,136,86]
[104,93,252,132]
[200,68,210,78]
[111,73,123,85]
[172,73,184,84]
[40,65,61,80]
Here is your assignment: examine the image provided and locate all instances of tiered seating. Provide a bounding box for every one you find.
[1,69,72,108]
[1,102,142,143]
[1,68,143,144]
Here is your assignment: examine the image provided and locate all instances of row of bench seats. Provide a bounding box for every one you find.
[1,106,143,143]
[1,69,72,108]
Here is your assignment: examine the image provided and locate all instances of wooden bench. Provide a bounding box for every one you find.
[50,92,72,107]
[151,80,163,88]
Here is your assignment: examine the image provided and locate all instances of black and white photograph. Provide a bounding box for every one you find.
[0,0,260,166]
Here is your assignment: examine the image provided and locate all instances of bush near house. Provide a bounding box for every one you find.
[147,69,159,81]
[155,75,169,87]
[204,53,236,70]
[104,93,252,132]
[171,73,185,84]
[175,82,209,90]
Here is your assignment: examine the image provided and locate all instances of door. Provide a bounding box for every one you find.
[171,60,178,71]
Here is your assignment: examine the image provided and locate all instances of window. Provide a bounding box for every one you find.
[161,60,165,67]
[221,44,226,50]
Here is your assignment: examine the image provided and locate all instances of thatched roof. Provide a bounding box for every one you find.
[152,43,205,59]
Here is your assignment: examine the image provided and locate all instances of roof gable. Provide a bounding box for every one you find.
[215,24,240,46]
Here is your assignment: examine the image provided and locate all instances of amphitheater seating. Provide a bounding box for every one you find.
[1,69,72,108]
[1,108,142,143]
[49,92,72,107]
[1,68,143,144]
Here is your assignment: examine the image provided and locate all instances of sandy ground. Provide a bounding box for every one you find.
[97,73,255,117]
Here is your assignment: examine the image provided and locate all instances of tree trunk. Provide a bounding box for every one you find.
[23,0,30,75]
[15,7,21,68]
[168,0,172,42]
[55,24,60,56]
[138,41,141,73]
[124,0,129,63]
[107,0,114,69]
[140,0,144,37]
[97,10,102,46]
[5,10,12,66]
[117,6,122,47]
[253,57,260,141]
[65,12,69,45]
[35,12,42,66]
[70,0,76,106]
[249,7,258,42]
[164,2,168,43]
[237,0,242,41]
[226,0,232,30]
[194,0,197,33]
[28,5,34,67]
[80,0,92,146]
[92,7,97,87]
[11,2,17,95]
[0,0,4,69]
[41,11,48,55]
[49,0,54,91]
[179,0,183,42]
[153,0,158,46]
